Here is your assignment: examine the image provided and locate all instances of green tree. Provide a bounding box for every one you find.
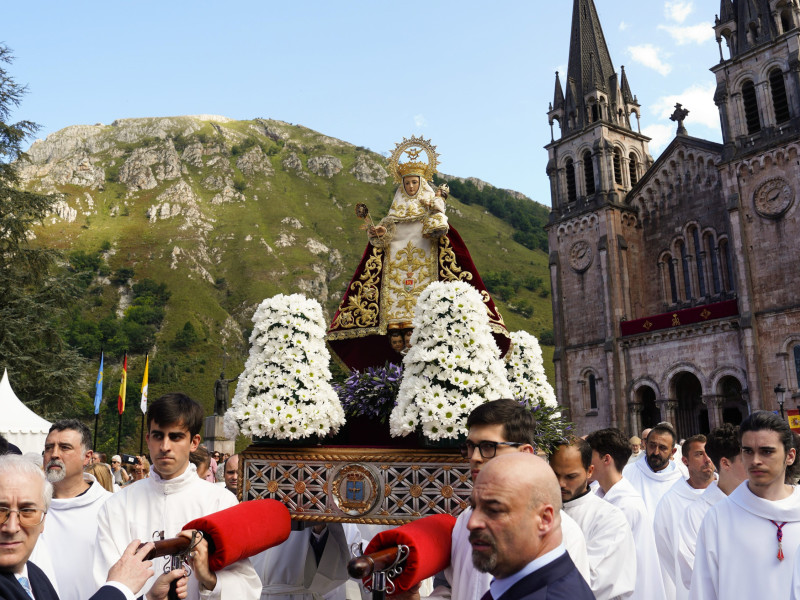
[0,45,88,414]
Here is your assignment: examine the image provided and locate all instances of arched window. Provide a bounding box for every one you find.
[781,9,794,34]
[770,69,791,124]
[565,158,577,203]
[629,153,638,186]
[583,151,595,195]
[663,253,678,304]
[591,103,599,122]
[719,238,735,292]
[705,232,721,294]
[677,240,692,301]
[742,80,761,134]
[692,227,707,297]
[794,345,800,388]
[613,148,623,185]
[588,374,598,410]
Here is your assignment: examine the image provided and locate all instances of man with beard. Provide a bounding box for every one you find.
[653,435,714,600]
[38,419,112,600]
[691,411,800,599]
[676,425,746,592]
[466,453,593,600]
[549,439,636,600]
[586,428,666,600]
[622,422,684,523]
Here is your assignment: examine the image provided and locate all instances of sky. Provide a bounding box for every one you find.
[4,1,722,206]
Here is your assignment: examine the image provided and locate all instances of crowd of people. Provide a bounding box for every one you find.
[2,394,800,600]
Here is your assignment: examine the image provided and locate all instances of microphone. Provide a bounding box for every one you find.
[360,514,456,592]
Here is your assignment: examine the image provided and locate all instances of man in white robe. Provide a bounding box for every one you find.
[587,428,666,600]
[677,424,746,591]
[396,400,590,600]
[622,422,683,523]
[690,411,800,600]
[94,393,261,600]
[627,436,644,465]
[38,419,112,600]
[550,439,636,600]
[653,435,714,600]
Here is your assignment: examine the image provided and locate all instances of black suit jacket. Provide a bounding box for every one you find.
[0,561,59,600]
[497,552,595,600]
[0,561,127,600]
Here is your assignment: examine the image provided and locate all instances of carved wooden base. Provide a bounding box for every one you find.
[240,445,471,525]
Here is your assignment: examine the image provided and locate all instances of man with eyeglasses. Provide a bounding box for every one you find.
[396,399,589,600]
[0,454,188,600]
[39,420,112,600]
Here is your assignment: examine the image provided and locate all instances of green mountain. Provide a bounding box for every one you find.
[17,115,554,444]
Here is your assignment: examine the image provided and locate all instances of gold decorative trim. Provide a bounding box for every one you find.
[329,246,383,331]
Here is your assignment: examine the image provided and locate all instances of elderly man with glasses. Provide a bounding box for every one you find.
[392,399,590,600]
[0,455,187,600]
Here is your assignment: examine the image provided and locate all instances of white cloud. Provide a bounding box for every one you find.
[658,23,714,45]
[665,1,693,23]
[414,114,427,128]
[627,44,672,76]
[650,82,719,130]
[642,124,675,154]
[619,21,629,31]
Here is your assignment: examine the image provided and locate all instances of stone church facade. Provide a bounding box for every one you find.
[546,0,800,437]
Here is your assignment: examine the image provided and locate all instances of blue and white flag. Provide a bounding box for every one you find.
[94,352,104,414]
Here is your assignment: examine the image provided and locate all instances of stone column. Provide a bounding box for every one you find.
[628,403,643,438]
[702,394,724,430]
[203,415,235,457]
[657,399,679,428]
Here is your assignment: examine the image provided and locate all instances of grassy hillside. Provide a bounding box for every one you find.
[19,116,554,451]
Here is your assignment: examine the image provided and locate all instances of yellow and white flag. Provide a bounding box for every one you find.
[140,355,149,414]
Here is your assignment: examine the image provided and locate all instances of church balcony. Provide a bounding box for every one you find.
[620,299,739,337]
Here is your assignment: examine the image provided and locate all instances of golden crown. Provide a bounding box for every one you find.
[388,136,439,184]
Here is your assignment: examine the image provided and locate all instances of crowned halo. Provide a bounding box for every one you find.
[388,136,440,184]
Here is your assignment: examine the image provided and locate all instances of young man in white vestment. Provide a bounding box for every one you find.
[395,399,590,600]
[94,393,262,600]
[38,419,112,600]
[690,411,800,600]
[550,438,636,600]
[653,434,714,600]
[586,428,666,600]
[676,424,746,592]
[622,423,684,523]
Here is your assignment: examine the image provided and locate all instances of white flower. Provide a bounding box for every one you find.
[505,330,556,407]
[389,281,512,441]
[224,294,345,440]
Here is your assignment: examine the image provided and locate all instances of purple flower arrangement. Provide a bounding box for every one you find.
[335,362,403,424]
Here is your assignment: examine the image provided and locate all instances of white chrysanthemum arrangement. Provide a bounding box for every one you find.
[389,281,512,440]
[224,294,345,440]
[506,330,557,408]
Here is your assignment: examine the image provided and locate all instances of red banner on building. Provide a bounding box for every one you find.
[620,300,739,337]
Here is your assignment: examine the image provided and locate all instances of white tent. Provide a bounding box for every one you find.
[0,369,52,454]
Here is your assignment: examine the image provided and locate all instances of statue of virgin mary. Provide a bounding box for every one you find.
[327,136,510,371]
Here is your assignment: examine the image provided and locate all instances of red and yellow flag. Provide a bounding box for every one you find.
[117,353,128,414]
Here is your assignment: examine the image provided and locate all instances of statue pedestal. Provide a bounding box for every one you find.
[203,416,235,456]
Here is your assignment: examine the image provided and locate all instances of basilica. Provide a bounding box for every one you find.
[546,0,800,437]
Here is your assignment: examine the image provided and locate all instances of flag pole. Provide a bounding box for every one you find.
[116,352,128,455]
[139,354,149,455]
[117,412,123,455]
[93,351,104,451]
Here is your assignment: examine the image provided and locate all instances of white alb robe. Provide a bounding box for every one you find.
[653,478,706,600]
[425,507,590,600]
[598,478,666,600]
[251,524,352,600]
[94,464,261,600]
[563,490,636,600]
[676,480,726,591]
[690,482,800,600]
[622,456,683,524]
[791,546,800,600]
[40,476,111,600]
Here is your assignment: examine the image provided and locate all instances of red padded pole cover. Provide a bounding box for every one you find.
[184,499,291,571]
[364,514,456,592]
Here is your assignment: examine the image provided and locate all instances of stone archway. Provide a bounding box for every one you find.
[673,371,709,437]
[637,385,661,429]
[718,375,747,425]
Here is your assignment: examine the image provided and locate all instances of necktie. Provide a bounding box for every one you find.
[18,576,34,599]
[480,590,493,600]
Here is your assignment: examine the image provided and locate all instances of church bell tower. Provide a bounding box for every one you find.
[545,0,653,431]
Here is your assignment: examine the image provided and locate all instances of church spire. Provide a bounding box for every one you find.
[553,71,565,111]
[620,65,634,103]
[718,0,734,24]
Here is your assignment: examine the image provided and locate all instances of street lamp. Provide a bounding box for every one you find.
[774,384,786,420]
